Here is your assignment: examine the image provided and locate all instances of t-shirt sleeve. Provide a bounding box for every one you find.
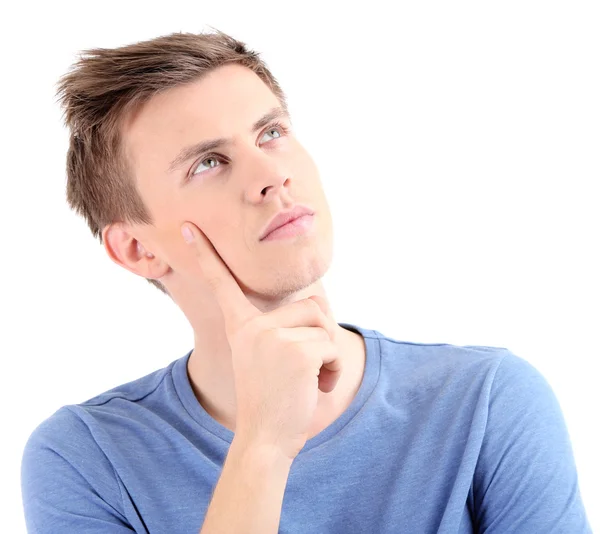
[21,406,136,534]
[472,350,593,533]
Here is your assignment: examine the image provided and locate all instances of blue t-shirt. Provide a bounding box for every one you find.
[21,323,592,533]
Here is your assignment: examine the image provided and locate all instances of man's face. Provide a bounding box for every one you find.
[122,64,333,299]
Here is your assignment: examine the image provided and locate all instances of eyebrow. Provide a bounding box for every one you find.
[167,106,291,174]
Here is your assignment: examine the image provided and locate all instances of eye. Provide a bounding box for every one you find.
[191,154,223,176]
[189,122,289,179]
[260,127,282,143]
[259,121,289,144]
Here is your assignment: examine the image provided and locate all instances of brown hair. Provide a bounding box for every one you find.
[57,29,288,295]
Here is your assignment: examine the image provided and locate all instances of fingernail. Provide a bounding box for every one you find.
[181,225,194,244]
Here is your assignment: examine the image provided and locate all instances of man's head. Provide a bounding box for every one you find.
[59,30,333,307]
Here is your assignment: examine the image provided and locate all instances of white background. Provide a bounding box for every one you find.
[1,1,598,531]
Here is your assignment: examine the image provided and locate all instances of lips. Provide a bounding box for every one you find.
[260,205,314,240]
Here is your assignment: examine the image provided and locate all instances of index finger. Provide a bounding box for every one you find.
[181,222,259,334]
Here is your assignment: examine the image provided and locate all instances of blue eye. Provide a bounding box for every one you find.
[261,127,282,142]
[192,155,222,176]
[190,122,289,178]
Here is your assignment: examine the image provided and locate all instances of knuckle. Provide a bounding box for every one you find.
[304,299,328,324]
[245,321,278,350]
[282,338,300,354]
[253,327,271,347]
[303,298,320,312]
[293,341,317,364]
[311,312,330,335]
[317,326,330,340]
[231,315,259,342]
[238,318,261,341]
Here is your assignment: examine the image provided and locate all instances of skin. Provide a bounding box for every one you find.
[102,64,366,439]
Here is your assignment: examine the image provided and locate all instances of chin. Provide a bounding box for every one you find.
[242,236,333,300]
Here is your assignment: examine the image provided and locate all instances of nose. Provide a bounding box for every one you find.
[242,148,291,203]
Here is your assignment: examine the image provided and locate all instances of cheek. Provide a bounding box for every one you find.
[294,146,324,191]
[291,141,316,171]
[177,209,240,264]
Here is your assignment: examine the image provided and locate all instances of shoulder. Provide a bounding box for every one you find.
[21,405,124,514]
[470,352,593,531]
[22,355,186,472]
[22,405,91,465]
[375,327,512,386]
[78,356,182,408]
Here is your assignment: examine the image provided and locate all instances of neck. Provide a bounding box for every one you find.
[170,279,366,436]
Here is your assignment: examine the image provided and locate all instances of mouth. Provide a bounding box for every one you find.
[260,213,315,241]
[259,204,315,241]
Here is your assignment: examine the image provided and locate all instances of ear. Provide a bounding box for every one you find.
[101,223,169,280]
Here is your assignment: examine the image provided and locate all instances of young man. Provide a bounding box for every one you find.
[21,30,592,533]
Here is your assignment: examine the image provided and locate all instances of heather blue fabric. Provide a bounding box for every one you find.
[21,323,592,533]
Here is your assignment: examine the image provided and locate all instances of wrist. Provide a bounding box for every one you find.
[229,435,295,470]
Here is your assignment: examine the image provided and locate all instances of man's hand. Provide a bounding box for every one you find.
[182,222,343,461]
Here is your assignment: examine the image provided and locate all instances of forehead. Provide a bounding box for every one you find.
[123,64,280,161]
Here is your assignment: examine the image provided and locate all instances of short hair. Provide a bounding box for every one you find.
[57,29,288,295]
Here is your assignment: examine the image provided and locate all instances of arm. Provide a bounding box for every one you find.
[199,437,293,534]
[472,351,592,533]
